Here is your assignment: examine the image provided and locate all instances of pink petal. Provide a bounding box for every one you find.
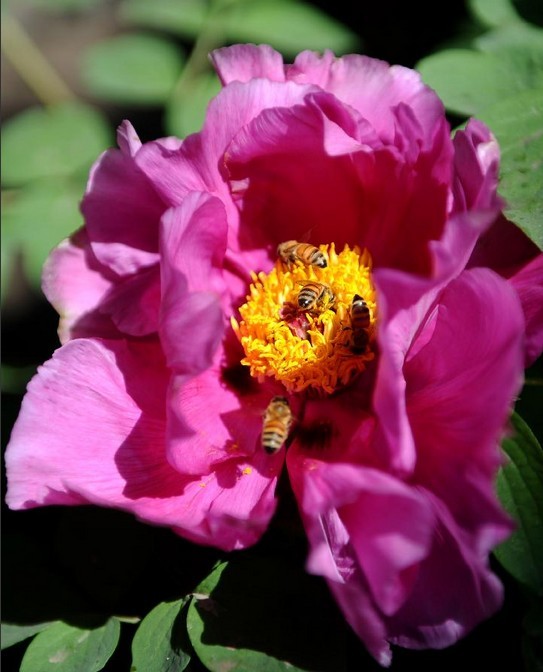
[508,253,543,366]
[42,229,119,343]
[286,50,445,146]
[82,143,164,276]
[159,193,228,374]
[166,333,287,476]
[116,119,142,156]
[406,268,524,503]
[5,338,276,551]
[99,265,160,336]
[210,44,286,85]
[387,491,510,650]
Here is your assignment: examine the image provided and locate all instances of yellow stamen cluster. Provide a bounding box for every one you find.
[231,244,377,395]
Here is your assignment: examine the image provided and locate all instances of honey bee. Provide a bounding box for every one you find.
[277,241,327,268]
[262,396,293,454]
[297,282,335,311]
[349,293,371,353]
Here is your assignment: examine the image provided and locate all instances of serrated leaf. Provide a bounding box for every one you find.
[1,622,56,650]
[479,88,543,249]
[166,72,221,139]
[2,178,85,293]
[494,413,543,594]
[416,48,542,117]
[223,0,359,56]
[187,556,348,672]
[131,599,191,672]
[19,617,120,672]
[82,33,184,105]
[119,0,207,39]
[1,103,111,187]
[468,0,520,27]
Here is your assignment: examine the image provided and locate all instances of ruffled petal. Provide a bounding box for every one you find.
[42,228,119,343]
[508,253,543,365]
[286,50,445,146]
[159,193,228,374]
[5,338,276,551]
[81,142,164,276]
[387,491,510,650]
[211,44,286,84]
[406,268,524,506]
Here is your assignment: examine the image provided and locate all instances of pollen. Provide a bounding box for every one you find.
[231,244,377,395]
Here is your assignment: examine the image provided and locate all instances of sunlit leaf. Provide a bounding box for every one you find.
[416,48,542,116]
[494,413,543,594]
[223,0,359,55]
[187,556,349,672]
[131,599,191,672]
[1,103,111,187]
[82,33,185,105]
[165,71,221,139]
[1,622,56,650]
[119,0,207,39]
[479,88,543,249]
[19,617,120,672]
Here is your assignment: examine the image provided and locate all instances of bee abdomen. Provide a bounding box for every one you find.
[262,428,287,454]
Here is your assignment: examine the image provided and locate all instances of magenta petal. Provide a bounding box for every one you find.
[82,144,163,276]
[211,44,286,84]
[286,50,445,146]
[406,268,524,503]
[116,119,142,156]
[508,253,543,365]
[387,491,510,650]
[42,228,119,343]
[159,193,228,374]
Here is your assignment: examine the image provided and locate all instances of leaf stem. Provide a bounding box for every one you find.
[1,12,76,106]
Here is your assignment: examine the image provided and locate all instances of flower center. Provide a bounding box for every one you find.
[231,243,377,395]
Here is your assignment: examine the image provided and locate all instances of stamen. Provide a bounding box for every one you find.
[232,244,377,395]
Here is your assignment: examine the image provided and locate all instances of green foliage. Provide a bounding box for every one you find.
[495,413,543,595]
[187,556,349,672]
[469,0,521,27]
[1,103,111,187]
[1,622,56,650]
[479,88,543,249]
[120,0,360,55]
[166,72,222,138]
[131,600,191,672]
[82,33,185,105]
[19,618,120,672]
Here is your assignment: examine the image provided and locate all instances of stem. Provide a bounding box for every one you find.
[1,13,76,106]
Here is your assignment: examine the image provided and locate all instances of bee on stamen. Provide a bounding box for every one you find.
[297,282,335,312]
[348,293,371,353]
[277,241,327,269]
[261,396,293,454]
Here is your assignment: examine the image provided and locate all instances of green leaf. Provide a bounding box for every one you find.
[479,88,543,249]
[416,48,543,117]
[1,622,56,650]
[82,33,184,105]
[1,364,38,394]
[223,0,359,56]
[131,599,191,672]
[166,72,222,139]
[20,617,120,672]
[21,0,103,12]
[119,0,208,39]
[494,413,543,594]
[1,103,111,187]
[187,556,349,672]
[468,0,520,27]
[2,178,85,293]
[475,22,543,51]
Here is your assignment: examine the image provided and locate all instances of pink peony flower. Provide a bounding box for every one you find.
[6,45,543,665]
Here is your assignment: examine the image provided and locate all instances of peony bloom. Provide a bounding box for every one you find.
[6,45,543,665]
